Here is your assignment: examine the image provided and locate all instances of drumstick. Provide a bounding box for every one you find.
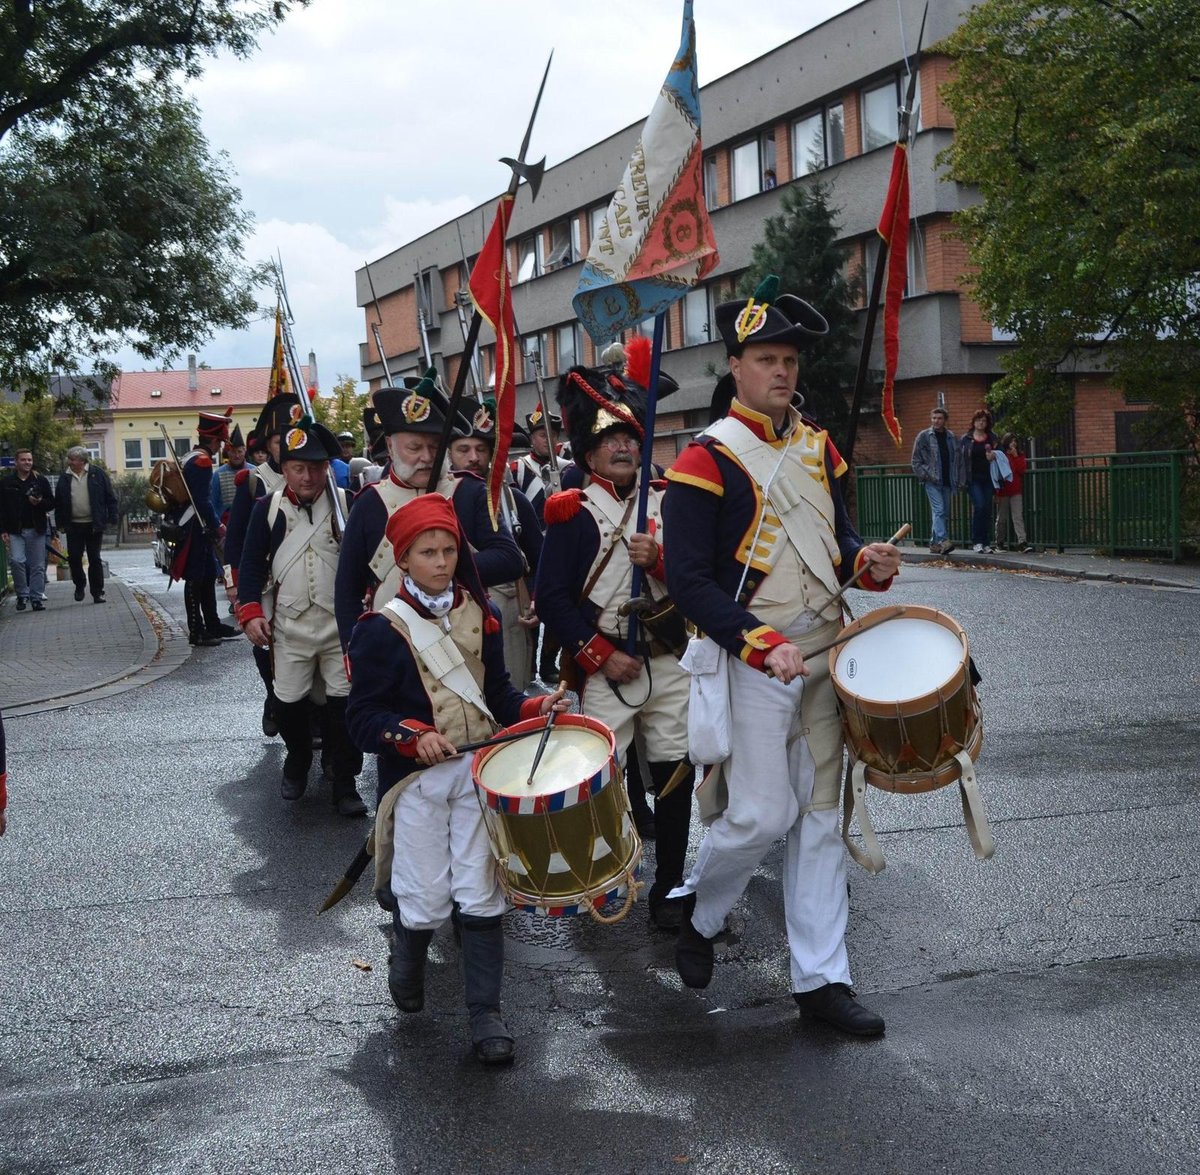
[802,604,909,661]
[825,523,911,609]
[524,693,563,788]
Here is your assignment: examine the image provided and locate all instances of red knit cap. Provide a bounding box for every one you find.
[385,495,460,565]
[383,495,500,633]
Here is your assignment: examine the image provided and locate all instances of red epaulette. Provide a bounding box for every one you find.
[192,452,213,469]
[234,468,250,486]
[543,488,583,525]
[357,609,380,622]
[650,477,668,491]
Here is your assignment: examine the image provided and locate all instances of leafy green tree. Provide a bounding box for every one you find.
[313,375,368,439]
[940,0,1200,450]
[0,395,82,473]
[0,1,307,398]
[738,180,863,441]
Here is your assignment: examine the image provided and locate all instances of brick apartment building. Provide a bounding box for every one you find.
[355,0,1138,471]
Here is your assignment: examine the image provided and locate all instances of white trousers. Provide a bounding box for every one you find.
[272,604,348,704]
[390,756,506,931]
[674,656,851,993]
[580,651,690,761]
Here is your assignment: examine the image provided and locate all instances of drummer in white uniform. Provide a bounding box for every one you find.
[663,276,901,1035]
[345,495,565,1066]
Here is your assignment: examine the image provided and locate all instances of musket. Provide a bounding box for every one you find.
[414,265,435,369]
[426,50,553,496]
[273,255,348,536]
[363,259,396,386]
[843,2,928,465]
[453,222,484,396]
[527,341,563,495]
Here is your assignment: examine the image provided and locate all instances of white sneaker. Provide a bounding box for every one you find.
[973,543,984,553]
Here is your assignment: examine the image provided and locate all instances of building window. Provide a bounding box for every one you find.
[704,155,719,210]
[761,132,777,190]
[864,228,926,298]
[791,111,825,175]
[570,217,582,263]
[149,437,167,462]
[84,442,102,464]
[521,334,547,383]
[556,322,580,373]
[862,78,900,152]
[415,267,438,319]
[174,437,190,458]
[682,286,712,346]
[516,236,538,284]
[124,439,143,469]
[825,103,845,164]
[544,220,574,271]
[588,204,608,252]
[731,139,760,201]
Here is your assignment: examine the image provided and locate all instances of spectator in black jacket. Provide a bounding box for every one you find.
[53,447,118,603]
[1,449,54,610]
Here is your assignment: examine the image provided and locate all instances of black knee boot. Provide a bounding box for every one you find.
[388,911,434,1014]
[647,758,695,931]
[273,699,313,799]
[252,646,278,736]
[321,698,366,817]
[184,581,212,645]
[459,913,514,1064]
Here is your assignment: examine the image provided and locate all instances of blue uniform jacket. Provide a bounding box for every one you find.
[224,462,279,585]
[507,483,543,582]
[235,488,340,620]
[534,475,667,676]
[170,448,222,580]
[663,401,889,673]
[345,591,540,802]
[333,471,523,649]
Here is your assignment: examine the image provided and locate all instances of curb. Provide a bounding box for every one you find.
[904,549,1200,592]
[1,582,193,719]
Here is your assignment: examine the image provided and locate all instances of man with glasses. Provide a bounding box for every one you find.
[535,363,693,933]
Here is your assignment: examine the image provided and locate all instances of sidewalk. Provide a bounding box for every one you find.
[0,570,190,717]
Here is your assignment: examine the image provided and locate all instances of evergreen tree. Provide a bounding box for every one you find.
[738,181,863,441]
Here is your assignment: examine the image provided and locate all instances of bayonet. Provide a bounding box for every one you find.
[363,259,396,386]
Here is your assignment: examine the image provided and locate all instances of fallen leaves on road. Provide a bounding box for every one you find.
[351,958,373,972]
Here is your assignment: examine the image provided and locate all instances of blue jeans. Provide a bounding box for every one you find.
[8,528,47,600]
[924,482,954,545]
[968,480,994,547]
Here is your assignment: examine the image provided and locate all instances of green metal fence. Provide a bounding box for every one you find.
[855,450,1187,561]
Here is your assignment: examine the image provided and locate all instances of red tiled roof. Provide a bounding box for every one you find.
[111,366,311,412]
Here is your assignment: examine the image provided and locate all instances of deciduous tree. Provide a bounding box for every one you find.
[940,0,1200,449]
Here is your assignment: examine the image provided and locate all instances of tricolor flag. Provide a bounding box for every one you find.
[876,142,910,447]
[572,0,719,343]
[267,303,290,399]
[469,194,517,527]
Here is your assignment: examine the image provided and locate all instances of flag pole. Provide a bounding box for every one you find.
[842,2,927,464]
[625,312,666,653]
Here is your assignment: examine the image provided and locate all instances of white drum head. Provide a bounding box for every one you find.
[834,617,963,703]
[481,727,612,797]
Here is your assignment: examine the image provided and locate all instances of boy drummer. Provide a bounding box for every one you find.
[345,496,565,1065]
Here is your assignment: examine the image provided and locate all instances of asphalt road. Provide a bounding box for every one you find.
[1,551,1197,1175]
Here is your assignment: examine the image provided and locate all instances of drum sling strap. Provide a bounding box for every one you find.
[368,598,498,901]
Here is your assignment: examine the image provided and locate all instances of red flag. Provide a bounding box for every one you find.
[469,194,517,527]
[268,304,290,399]
[876,142,909,447]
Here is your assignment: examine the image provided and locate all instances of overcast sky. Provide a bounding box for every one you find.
[129,0,862,387]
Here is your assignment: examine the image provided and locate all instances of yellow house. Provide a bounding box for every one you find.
[102,359,311,472]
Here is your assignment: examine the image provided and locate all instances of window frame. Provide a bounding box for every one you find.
[515,236,539,284]
[682,285,713,347]
[555,322,580,374]
[123,438,143,470]
[730,138,761,202]
[861,76,902,153]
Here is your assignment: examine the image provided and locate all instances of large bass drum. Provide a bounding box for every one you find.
[472,714,641,920]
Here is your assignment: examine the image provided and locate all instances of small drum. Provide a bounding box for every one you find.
[472,714,642,919]
[830,604,982,794]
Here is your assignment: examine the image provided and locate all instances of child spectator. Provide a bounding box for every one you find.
[996,433,1034,552]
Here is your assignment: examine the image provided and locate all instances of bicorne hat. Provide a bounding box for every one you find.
[279,418,341,463]
[713,274,828,358]
[373,369,470,438]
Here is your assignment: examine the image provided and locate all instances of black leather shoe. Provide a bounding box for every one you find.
[649,898,683,933]
[793,983,885,1037]
[93,593,106,603]
[674,894,714,988]
[473,1035,516,1065]
[280,773,308,800]
[31,601,44,612]
[206,622,239,640]
[15,597,26,611]
[74,587,85,601]
[334,790,368,818]
[261,700,279,738]
[189,632,222,647]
